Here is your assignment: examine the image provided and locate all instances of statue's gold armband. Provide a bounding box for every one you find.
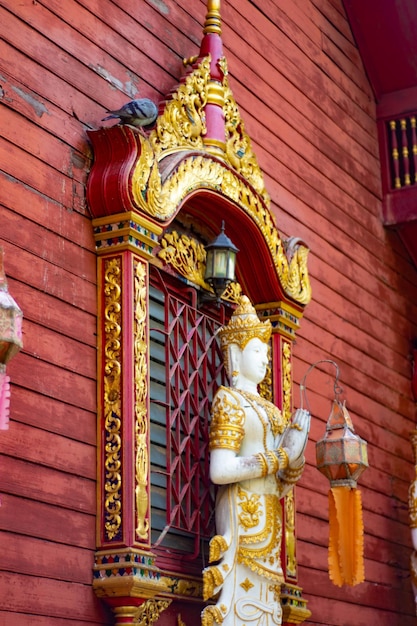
[209,388,245,452]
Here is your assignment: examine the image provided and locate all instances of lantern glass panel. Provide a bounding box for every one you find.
[227,251,236,281]
[213,249,228,278]
[205,249,215,282]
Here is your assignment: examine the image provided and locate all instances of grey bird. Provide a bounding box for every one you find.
[102,98,158,130]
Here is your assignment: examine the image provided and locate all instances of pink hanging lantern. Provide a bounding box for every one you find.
[0,247,23,430]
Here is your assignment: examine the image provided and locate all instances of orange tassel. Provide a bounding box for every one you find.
[328,486,365,586]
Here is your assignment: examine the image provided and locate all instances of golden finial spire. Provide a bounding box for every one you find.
[203,0,221,35]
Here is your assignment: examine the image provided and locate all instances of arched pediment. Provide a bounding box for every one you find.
[86,3,311,309]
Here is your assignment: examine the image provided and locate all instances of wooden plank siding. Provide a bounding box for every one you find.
[0,0,416,625]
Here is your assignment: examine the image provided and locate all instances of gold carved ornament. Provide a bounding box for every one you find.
[208,534,228,562]
[131,57,311,306]
[103,257,123,541]
[409,430,417,589]
[285,488,297,577]
[235,389,284,440]
[409,430,417,528]
[281,340,299,574]
[150,57,209,157]
[238,486,262,529]
[201,604,227,626]
[282,340,292,426]
[132,599,172,626]
[237,492,284,583]
[134,260,150,541]
[203,566,225,602]
[223,69,269,203]
[240,578,254,592]
[158,231,208,289]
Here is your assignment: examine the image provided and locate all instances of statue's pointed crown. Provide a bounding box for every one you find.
[218,295,272,351]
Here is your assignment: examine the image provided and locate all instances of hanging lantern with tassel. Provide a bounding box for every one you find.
[300,360,368,587]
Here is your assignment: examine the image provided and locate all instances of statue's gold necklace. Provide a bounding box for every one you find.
[236,389,284,444]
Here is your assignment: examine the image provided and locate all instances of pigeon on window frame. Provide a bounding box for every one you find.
[102,98,158,134]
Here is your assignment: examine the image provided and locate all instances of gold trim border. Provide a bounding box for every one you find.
[102,256,123,541]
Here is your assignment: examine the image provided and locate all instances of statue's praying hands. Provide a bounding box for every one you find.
[279,407,311,469]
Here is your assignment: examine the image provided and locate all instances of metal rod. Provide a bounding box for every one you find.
[299,359,343,412]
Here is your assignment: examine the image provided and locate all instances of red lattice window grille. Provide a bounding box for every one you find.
[149,268,228,562]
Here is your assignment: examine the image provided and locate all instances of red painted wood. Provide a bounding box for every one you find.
[0,612,111,626]
[0,422,95,481]
[86,126,146,218]
[0,572,112,623]
[0,493,95,548]
[0,455,95,513]
[0,533,94,583]
[0,172,94,251]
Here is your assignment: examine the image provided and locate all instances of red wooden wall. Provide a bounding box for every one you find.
[0,0,416,625]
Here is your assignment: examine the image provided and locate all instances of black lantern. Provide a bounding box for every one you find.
[204,222,239,301]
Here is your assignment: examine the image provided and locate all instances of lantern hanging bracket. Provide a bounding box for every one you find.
[299,359,343,412]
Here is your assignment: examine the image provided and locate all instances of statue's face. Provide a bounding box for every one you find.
[239,337,268,385]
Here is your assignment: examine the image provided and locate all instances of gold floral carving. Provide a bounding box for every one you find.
[134,260,150,541]
[203,566,224,601]
[161,574,203,598]
[148,54,268,204]
[133,598,172,626]
[221,281,242,304]
[238,486,262,529]
[158,231,209,289]
[240,578,254,592]
[150,57,209,157]
[223,74,269,204]
[285,488,297,577]
[132,151,218,220]
[282,341,292,426]
[238,492,277,548]
[103,257,123,541]
[409,430,417,528]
